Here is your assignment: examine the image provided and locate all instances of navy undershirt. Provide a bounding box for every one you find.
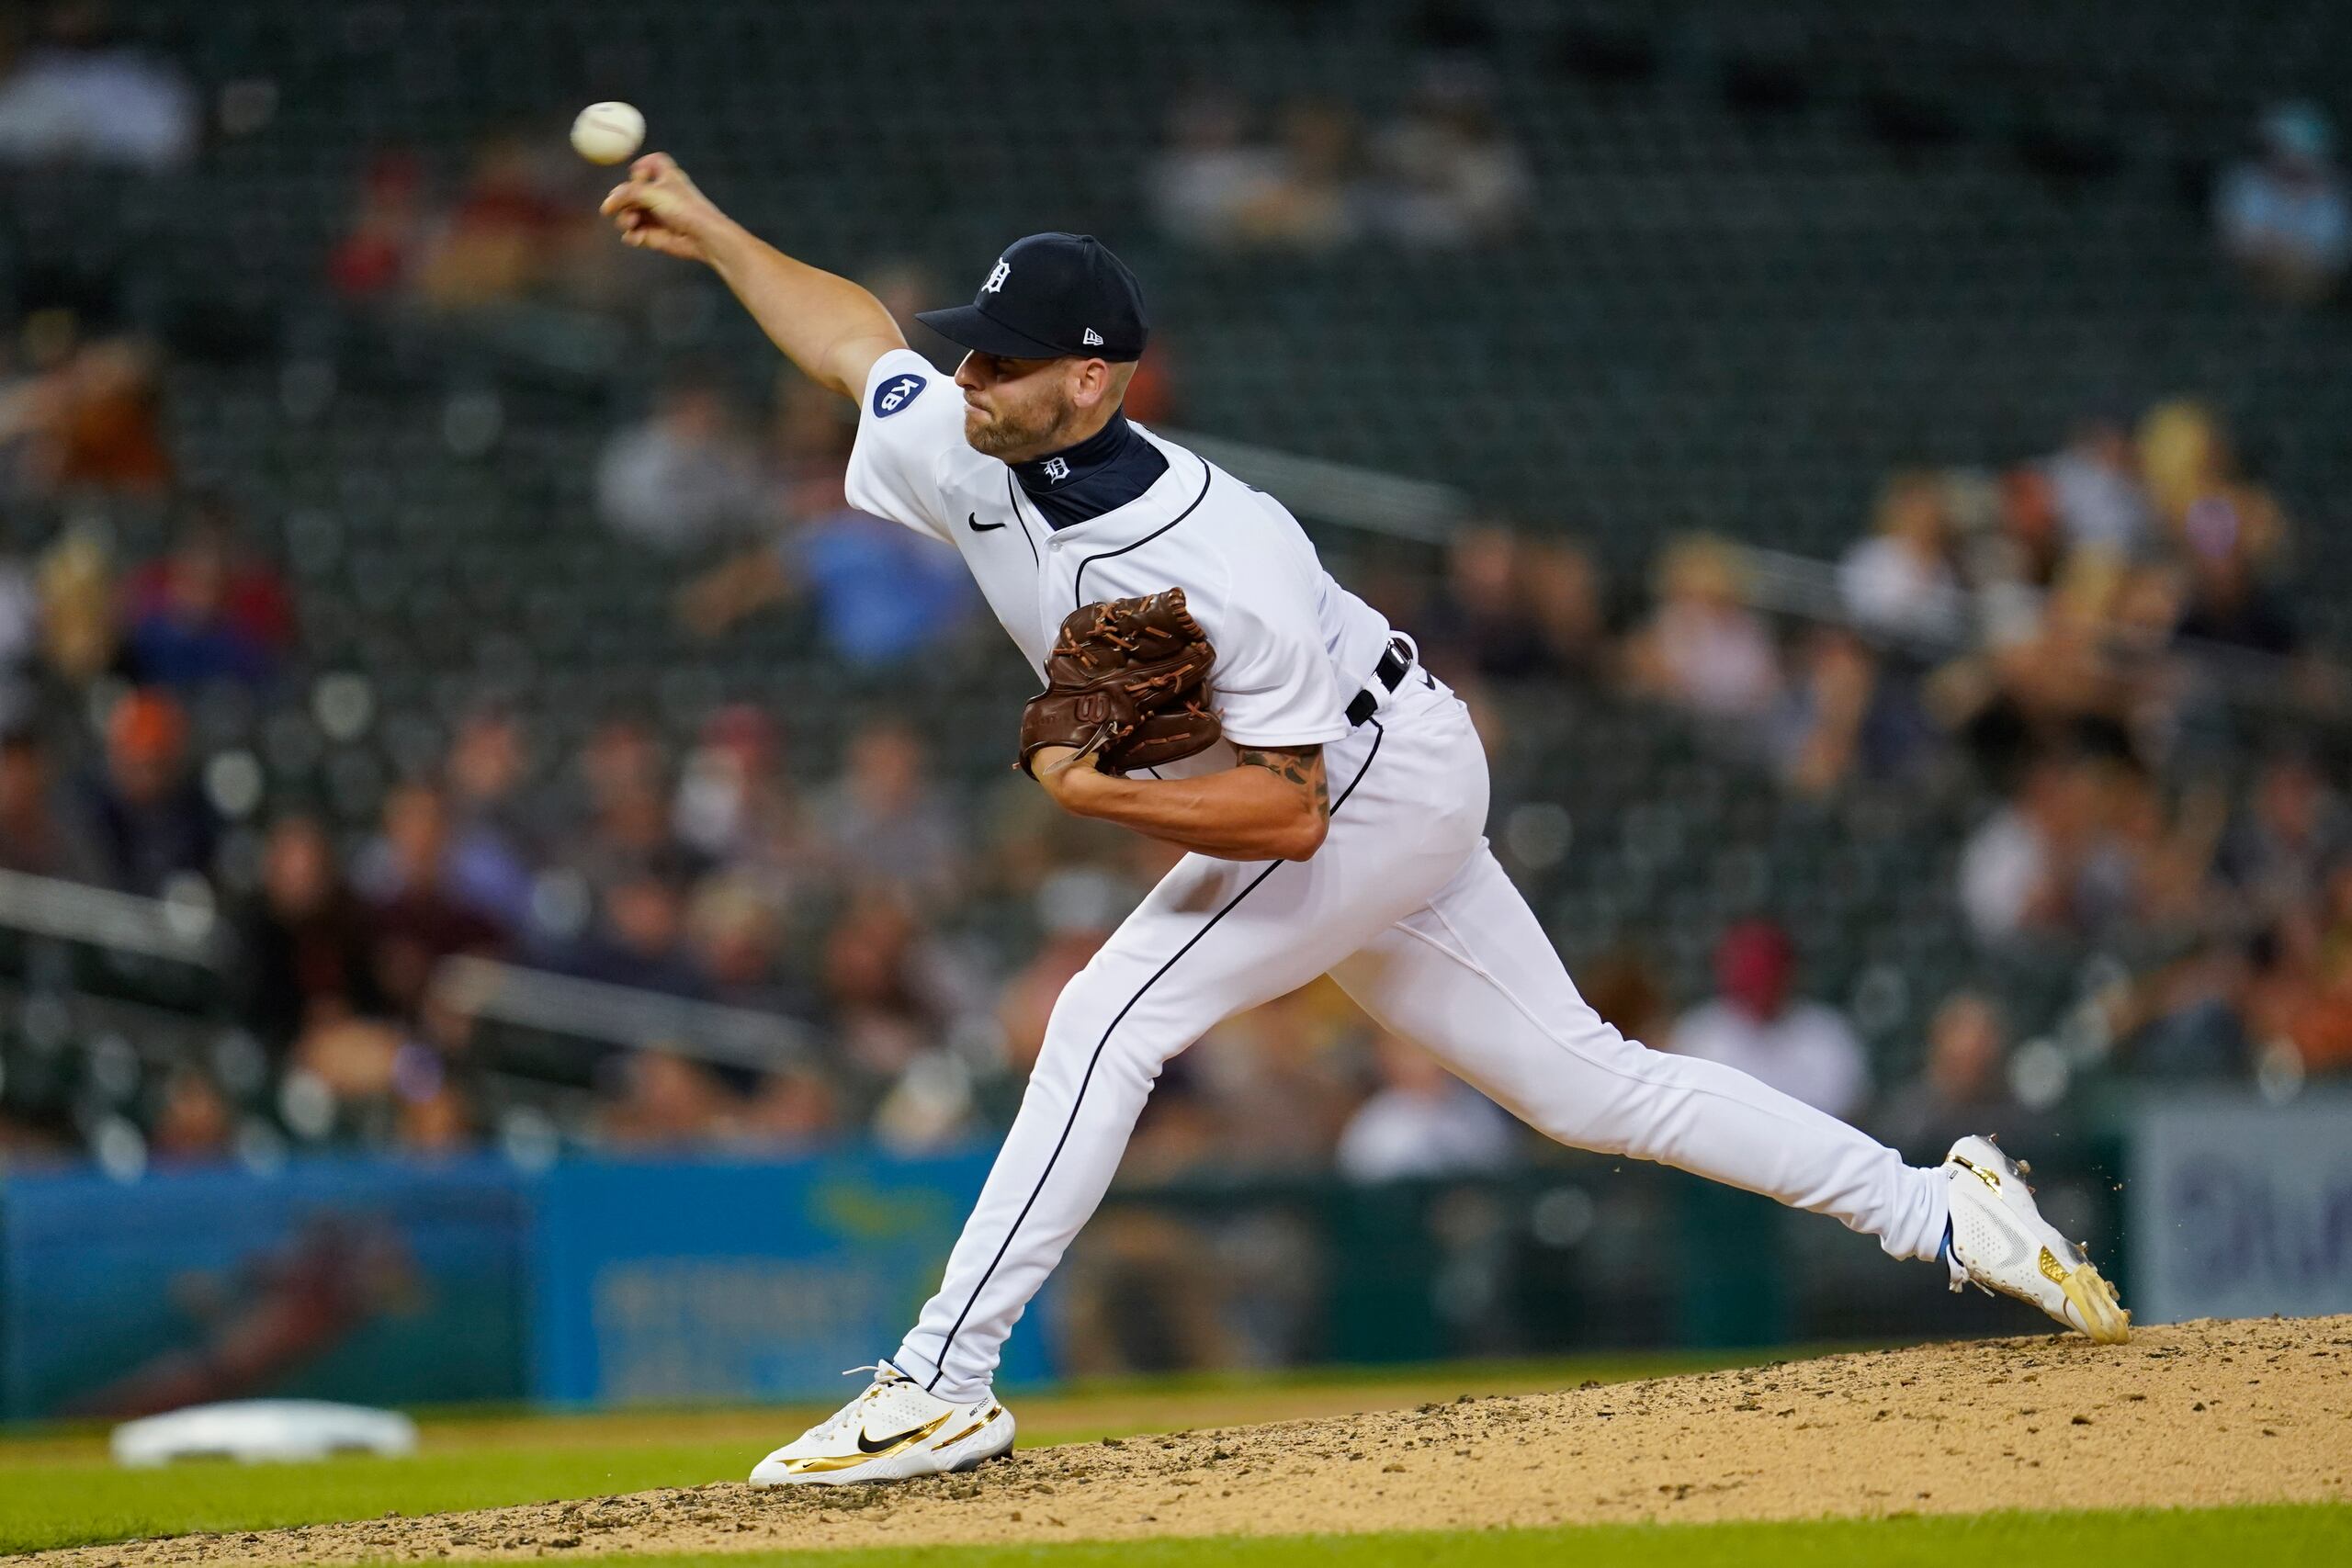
[1011,411,1170,531]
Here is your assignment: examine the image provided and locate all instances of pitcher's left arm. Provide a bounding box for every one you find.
[1031,743,1328,863]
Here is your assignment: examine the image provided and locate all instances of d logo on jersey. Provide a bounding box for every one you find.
[873,372,926,418]
[1041,456,1070,483]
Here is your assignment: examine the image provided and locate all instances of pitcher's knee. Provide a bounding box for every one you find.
[1518,1032,1685,1158]
[1035,964,1192,1087]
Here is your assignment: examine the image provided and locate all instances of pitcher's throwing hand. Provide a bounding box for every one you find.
[599,153,727,263]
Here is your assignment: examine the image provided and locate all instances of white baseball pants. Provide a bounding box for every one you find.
[894,672,1951,1401]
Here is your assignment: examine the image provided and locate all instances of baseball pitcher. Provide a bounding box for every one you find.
[600,155,2128,1487]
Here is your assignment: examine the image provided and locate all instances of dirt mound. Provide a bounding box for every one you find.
[22,1316,2350,1564]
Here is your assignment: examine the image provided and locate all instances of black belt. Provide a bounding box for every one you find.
[1345,637,1413,727]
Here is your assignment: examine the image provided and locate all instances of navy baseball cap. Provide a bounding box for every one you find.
[916,233,1148,362]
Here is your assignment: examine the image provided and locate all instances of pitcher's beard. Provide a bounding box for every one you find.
[966,392,1079,461]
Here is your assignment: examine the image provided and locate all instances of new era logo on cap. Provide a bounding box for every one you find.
[1082,328,1104,346]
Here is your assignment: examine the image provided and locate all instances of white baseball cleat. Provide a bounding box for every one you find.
[748,1361,1015,1486]
[1940,1135,2130,1345]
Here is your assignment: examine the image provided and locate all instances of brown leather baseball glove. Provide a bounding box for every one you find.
[1019,588,1222,777]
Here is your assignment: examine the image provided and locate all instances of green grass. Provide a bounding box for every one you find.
[0,1348,1758,1556]
[406,1506,2348,1568]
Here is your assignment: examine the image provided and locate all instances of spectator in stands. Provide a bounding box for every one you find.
[1838,470,1965,649]
[682,504,978,669]
[441,706,538,930]
[2174,491,2298,657]
[2041,415,2152,560]
[147,1065,234,1165]
[1184,985,1364,1174]
[0,729,104,880]
[1668,921,1871,1119]
[1872,990,2052,1164]
[813,717,966,900]
[567,871,705,998]
[2216,102,2350,304]
[1335,1032,1513,1182]
[735,1065,842,1154]
[598,1049,736,1150]
[1369,62,1530,247]
[1770,624,1934,797]
[2218,750,2346,928]
[816,889,972,1080]
[1623,535,1781,735]
[34,524,115,685]
[121,508,296,690]
[594,372,766,554]
[1155,96,1370,254]
[0,1,197,172]
[1418,525,1602,686]
[997,868,1132,1074]
[414,133,578,311]
[678,380,977,663]
[0,333,172,498]
[672,705,814,891]
[1956,751,2117,946]
[235,814,385,1059]
[1928,555,2149,779]
[356,784,505,1016]
[391,1055,478,1156]
[2245,857,2352,1076]
[684,873,806,1016]
[328,152,426,300]
[1577,946,1673,1051]
[2137,400,2288,567]
[1148,89,1284,249]
[560,715,702,896]
[82,688,216,895]
[2107,765,2227,937]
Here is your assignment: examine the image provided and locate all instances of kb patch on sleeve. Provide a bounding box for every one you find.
[872,370,927,418]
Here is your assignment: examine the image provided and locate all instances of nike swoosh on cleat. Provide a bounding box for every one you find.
[967,512,1006,532]
[856,1421,941,1454]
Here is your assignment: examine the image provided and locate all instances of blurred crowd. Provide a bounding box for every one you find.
[1148,5,1530,255]
[2,276,2345,1190]
[0,0,2346,1192]
[1149,67,1530,254]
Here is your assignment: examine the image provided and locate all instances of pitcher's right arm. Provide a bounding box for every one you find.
[601,153,904,401]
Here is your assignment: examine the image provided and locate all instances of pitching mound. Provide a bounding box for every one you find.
[20,1315,2350,1564]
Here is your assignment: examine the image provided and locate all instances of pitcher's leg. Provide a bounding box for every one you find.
[1332,847,1948,1261]
[897,844,1441,1397]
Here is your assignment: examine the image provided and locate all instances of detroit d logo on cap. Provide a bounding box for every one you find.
[982,260,1011,294]
[872,372,925,418]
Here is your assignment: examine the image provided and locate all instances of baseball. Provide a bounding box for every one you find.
[571,101,645,165]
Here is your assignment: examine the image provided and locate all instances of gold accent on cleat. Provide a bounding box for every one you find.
[780,1411,953,1474]
[933,1412,997,1450]
[2038,1247,2067,1283]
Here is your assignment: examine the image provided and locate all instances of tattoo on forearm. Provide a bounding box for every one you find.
[1236,745,1329,818]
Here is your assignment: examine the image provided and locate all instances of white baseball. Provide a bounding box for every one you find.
[571,102,646,165]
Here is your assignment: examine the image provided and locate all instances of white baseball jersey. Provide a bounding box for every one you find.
[846,349,1393,770]
[838,345,1952,1404]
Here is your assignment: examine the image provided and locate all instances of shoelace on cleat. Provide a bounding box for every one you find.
[798,1363,903,1442]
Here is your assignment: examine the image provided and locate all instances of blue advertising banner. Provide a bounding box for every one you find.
[2127,1090,2352,1324]
[527,1152,1051,1404]
[0,1158,528,1420]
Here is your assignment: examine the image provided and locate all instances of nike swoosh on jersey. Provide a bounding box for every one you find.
[967,512,1007,532]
